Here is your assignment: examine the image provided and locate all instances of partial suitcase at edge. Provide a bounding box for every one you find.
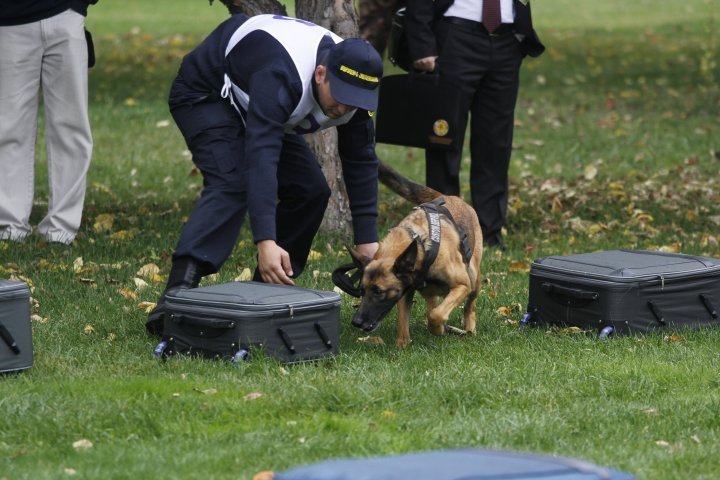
[523,250,720,336]
[158,281,341,363]
[0,280,33,373]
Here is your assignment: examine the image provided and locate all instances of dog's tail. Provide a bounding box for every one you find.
[378,160,442,205]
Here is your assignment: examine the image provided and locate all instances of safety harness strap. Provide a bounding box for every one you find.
[413,197,473,289]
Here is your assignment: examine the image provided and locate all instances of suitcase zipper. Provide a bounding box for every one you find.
[166,296,339,313]
[532,263,720,285]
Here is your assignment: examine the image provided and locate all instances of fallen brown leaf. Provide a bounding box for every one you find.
[118,288,138,301]
[136,263,161,278]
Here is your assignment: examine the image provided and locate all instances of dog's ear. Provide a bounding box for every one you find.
[393,238,419,274]
[346,244,372,268]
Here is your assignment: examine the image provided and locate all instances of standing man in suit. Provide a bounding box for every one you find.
[405,0,543,250]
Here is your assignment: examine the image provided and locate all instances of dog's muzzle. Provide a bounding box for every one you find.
[351,312,381,332]
[351,299,398,332]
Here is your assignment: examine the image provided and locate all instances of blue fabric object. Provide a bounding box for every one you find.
[275,449,636,480]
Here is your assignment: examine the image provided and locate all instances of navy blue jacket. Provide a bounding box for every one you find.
[170,15,379,246]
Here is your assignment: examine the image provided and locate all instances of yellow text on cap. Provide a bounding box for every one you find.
[339,65,379,83]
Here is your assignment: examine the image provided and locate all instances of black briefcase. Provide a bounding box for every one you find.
[0,280,33,374]
[155,281,341,363]
[522,250,720,337]
[375,73,464,151]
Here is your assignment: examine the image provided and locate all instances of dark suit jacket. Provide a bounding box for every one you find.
[405,0,545,60]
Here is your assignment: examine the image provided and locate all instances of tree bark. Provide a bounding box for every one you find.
[295,0,359,238]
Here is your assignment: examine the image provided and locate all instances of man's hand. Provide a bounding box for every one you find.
[354,242,379,262]
[257,240,294,285]
[413,56,438,72]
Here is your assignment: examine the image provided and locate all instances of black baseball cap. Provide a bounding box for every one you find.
[326,38,383,111]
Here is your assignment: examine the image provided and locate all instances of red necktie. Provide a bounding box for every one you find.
[482,0,502,33]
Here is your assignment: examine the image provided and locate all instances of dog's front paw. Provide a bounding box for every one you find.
[396,336,412,348]
[428,322,446,336]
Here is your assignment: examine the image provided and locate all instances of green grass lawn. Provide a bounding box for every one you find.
[1,1,719,478]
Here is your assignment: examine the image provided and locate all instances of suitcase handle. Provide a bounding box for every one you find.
[314,322,333,349]
[277,328,296,355]
[541,283,599,301]
[646,300,666,325]
[170,314,236,330]
[700,294,718,319]
[0,321,20,355]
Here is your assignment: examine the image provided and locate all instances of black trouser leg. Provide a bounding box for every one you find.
[431,19,524,244]
[148,98,246,335]
[170,100,248,272]
[253,134,330,282]
[467,37,522,243]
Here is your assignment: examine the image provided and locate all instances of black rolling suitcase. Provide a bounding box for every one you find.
[0,280,33,374]
[155,281,341,363]
[522,250,720,337]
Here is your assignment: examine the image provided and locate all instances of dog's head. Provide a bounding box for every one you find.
[348,239,419,332]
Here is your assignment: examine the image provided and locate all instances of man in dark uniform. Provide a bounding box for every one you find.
[148,14,384,332]
[405,0,543,250]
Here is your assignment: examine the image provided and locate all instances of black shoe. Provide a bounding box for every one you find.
[146,301,167,336]
[145,257,207,336]
[484,234,506,252]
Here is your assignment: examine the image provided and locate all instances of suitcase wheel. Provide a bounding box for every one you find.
[232,349,249,364]
[598,325,614,340]
[519,311,533,327]
[153,340,168,358]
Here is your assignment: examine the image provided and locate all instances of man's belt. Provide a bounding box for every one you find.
[442,16,514,36]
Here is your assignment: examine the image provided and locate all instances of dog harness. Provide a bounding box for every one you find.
[411,197,473,290]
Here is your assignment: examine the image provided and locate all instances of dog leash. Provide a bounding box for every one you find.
[332,262,364,297]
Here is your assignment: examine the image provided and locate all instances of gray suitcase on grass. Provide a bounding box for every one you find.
[0,280,33,373]
[157,281,341,363]
[523,250,720,336]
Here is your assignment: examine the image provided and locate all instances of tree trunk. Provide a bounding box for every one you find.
[295,0,359,238]
[209,0,359,238]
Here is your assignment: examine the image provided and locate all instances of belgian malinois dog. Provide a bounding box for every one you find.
[348,161,483,348]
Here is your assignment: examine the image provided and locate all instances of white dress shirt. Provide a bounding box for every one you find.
[444,0,516,24]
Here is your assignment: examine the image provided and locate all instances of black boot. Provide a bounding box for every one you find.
[146,256,206,335]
